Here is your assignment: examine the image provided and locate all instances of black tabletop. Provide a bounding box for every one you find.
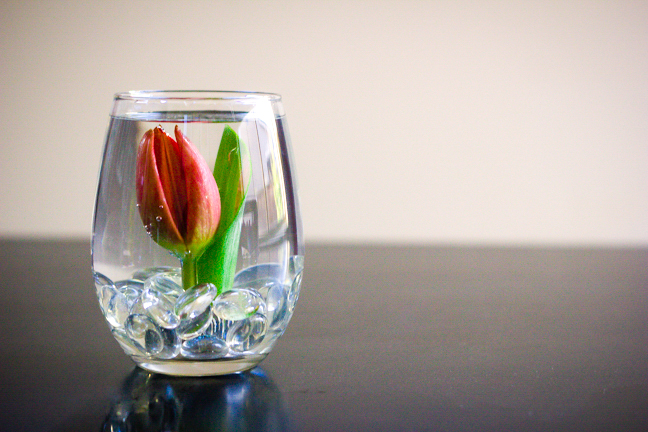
[1,239,647,431]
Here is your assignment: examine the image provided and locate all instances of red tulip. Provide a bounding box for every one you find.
[136,126,221,259]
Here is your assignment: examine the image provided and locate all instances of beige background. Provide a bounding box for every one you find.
[1,0,646,246]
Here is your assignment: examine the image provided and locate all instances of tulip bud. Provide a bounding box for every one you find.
[136,126,221,259]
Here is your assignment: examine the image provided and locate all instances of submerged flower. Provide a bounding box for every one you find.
[136,126,221,257]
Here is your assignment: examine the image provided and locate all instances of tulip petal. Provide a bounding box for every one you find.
[135,128,184,253]
[153,127,187,239]
[174,126,221,252]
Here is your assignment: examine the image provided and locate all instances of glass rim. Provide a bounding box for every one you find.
[114,90,282,102]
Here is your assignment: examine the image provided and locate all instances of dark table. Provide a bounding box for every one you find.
[1,239,647,431]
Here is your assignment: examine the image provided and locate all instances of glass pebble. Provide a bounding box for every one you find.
[287,255,304,313]
[180,335,228,360]
[173,283,218,339]
[111,328,143,356]
[263,283,289,330]
[176,309,213,340]
[144,271,183,299]
[125,314,164,356]
[94,271,114,296]
[287,271,303,313]
[211,316,229,340]
[233,263,285,290]
[118,286,142,306]
[253,330,280,354]
[106,290,129,328]
[212,288,267,321]
[129,295,147,316]
[175,283,218,320]
[155,328,181,359]
[141,289,179,329]
[115,279,144,290]
[99,285,117,315]
[226,313,268,352]
[145,330,163,354]
[132,266,179,282]
[115,280,144,308]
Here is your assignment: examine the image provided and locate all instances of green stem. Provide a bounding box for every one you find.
[181,255,197,290]
[196,211,243,295]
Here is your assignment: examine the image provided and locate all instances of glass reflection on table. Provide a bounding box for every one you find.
[102,367,293,432]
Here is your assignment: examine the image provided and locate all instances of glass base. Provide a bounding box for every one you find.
[134,354,267,376]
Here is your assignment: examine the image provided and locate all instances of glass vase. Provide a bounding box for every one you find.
[92,91,304,376]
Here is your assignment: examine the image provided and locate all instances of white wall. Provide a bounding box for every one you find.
[1,0,646,246]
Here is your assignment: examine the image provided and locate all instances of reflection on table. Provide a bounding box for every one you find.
[102,367,294,432]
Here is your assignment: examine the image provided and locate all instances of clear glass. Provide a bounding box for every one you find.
[92,91,304,376]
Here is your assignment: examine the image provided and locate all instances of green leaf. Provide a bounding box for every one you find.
[214,125,249,234]
[196,125,250,293]
[197,209,244,294]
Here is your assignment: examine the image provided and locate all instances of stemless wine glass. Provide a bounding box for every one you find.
[92,91,304,376]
